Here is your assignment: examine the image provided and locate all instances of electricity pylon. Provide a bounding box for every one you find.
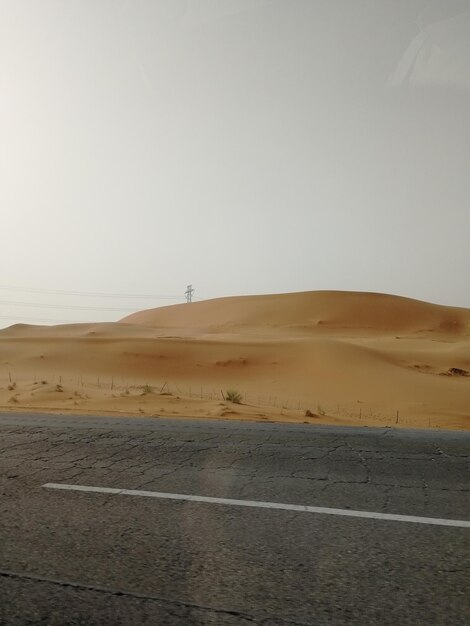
[185,284,195,303]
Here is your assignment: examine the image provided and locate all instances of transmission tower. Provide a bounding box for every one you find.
[185,284,195,303]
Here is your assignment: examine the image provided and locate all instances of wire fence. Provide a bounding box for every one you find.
[0,371,439,427]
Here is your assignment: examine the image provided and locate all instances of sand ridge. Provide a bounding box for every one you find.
[1,291,469,429]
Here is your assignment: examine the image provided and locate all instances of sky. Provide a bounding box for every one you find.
[0,0,469,327]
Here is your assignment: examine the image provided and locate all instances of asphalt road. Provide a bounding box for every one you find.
[0,412,469,625]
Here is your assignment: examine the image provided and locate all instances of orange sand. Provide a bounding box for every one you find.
[1,291,469,429]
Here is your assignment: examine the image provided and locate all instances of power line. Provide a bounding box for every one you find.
[0,286,206,326]
[0,314,82,324]
[0,299,139,312]
[0,285,182,300]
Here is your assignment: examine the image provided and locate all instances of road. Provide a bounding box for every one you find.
[0,412,469,625]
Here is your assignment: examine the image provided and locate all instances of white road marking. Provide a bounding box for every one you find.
[42,483,470,528]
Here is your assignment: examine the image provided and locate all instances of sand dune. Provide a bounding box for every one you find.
[1,291,469,429]
[122,291,470,335]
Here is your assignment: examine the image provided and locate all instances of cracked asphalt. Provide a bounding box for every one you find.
[0,413,469,625]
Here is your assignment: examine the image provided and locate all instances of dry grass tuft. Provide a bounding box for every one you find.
[226,389,242,404]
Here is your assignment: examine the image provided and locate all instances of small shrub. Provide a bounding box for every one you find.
[317,404,326,416]
[448,367,469,377]
[141,384,153,395]
[226,389,242,404]
[56,384,63,392]
[305,409,316,418]
[41,380,48,385]
[7,382,16,391]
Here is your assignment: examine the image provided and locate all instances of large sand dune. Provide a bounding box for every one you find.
[1,291,469,429]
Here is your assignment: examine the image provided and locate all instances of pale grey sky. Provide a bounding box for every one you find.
[1,0,469,326]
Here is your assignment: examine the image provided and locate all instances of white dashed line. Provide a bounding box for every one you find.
[42,483,470,528]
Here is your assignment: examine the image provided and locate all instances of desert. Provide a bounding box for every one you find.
[1,290,469,430]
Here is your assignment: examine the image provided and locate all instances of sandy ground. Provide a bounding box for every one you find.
[1,291,469,430]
